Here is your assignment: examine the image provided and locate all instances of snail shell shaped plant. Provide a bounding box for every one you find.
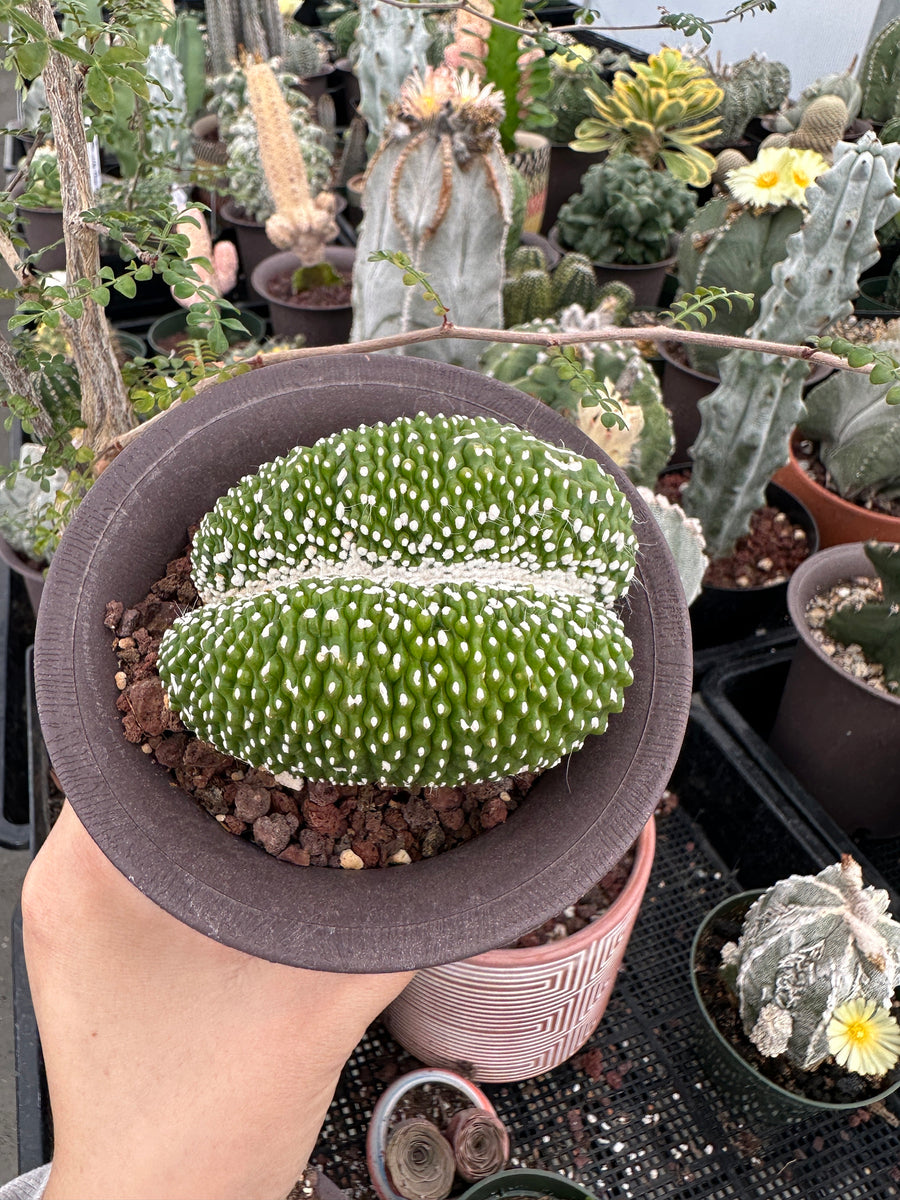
[156,413,637,789]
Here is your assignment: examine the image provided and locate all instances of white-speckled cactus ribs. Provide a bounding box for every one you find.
[156,412,637,786]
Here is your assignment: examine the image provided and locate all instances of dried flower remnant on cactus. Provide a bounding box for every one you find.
[827,998,900,1076]
[157,413,637,789]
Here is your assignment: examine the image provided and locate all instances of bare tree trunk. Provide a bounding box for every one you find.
[28,0,135,452]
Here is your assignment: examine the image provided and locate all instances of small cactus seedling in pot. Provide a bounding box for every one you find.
[157,412,637,790]
[823,541,900,692]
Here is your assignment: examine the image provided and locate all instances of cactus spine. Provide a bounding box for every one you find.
[720,857,900,1071]
[860,17,900,124]
[684,136,900,558]
[245,59,338,265]
[824,543,900,691]
[352,0,431,153]
[351,68,512,369]
[157,413,637,787]
[205,0,284,77]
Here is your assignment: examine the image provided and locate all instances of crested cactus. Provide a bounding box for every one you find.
[684,135,900,559]
[704,53,790,151]
[860,18,900,124]
[157,412,637,787]
[824,542,900,691]
[205,0,284,77]
[352,0,431,153]
[720,857,900,1071]
[480,310,673,487]
[351,68,512,369]
[799,345,900,503]
[556,154,697,265]
[245,58,338,266]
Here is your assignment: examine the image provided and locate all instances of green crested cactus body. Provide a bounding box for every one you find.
[860,18,900,124]
[799,343,900,501]
[480,312,673,487]
[158,413,637,787]
[352,0,431,153]
[824,542,900,690]
[556,155,697,265]
[721,857,900,1071]
[685,136,900,558]
[676,196,804,374]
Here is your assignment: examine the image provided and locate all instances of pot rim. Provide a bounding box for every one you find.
[457,1168,600,1200]
[546,225,675,271]
[690,890,900,1111]
[785,541,900,709]
[784,435,900,533]
[250,249,354,313]
[34,355,691,970]
[461,815,655,967]
[366,1067,507,1200]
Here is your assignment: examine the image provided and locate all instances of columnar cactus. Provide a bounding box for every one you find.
[684,136,900,558]
[351,68,512,369]
[205,0,284,78]
[480,309,674,488]
[245,58,338,266]
[157,412,637,787]
[860,19,900,124]
[763,96,850,163]
[720,857,900,1071]
[352,0,431,153]
[145,43,192,170]
[824,542,900,690]
[502,249,599,327]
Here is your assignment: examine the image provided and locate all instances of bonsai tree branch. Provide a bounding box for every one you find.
[0,339,53,441]
[27,0,135,452]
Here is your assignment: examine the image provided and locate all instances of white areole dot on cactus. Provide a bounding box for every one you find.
[157,412,638,788]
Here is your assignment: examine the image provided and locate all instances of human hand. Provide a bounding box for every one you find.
[21,802,414,1200]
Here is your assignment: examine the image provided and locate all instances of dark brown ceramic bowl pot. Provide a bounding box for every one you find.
[34,356,692,971]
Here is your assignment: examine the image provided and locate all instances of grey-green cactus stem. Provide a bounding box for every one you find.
[684,136,900,559]
[158,413,638,787]
[352,0,431,154]
[721,857,900,1071]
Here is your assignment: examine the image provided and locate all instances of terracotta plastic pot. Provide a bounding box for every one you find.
[660,345,833,464]
[458,1170,600,1200]
[541,144,604,236]
[34,356,690,971]
[366,1068,507,1200]
[17,205,66,273]
[383,818,655,1082]
[547,227,675,308]
[691,891,900,1124]
[250,247,355,345]
[772,434,900,549]
[768,542,900,836]
[509,131,551,234]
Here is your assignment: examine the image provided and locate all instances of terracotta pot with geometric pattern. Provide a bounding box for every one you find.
[383,817,655,1082]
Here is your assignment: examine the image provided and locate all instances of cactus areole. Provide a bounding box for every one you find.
[157,413,637,788]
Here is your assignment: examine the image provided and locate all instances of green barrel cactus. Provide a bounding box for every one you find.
[158,413,637,787]
[721,857,900,1071]
[480,314,673,488]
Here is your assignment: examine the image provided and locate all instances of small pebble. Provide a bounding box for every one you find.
[389,849,412,865]
[340,849,365,870]
[115,671,127,690]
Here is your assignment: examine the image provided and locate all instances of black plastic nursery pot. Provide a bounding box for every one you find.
[32,355,691,973]
[546,226,675,308]
[250,248,356,345]
[458,1170,599,1200]
[146,306,267,356]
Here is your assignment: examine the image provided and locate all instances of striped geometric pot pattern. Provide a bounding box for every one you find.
[384,817,656,1083]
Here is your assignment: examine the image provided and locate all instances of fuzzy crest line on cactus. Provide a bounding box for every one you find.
[157,413,638,788]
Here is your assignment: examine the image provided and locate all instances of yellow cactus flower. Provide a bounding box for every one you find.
[781,148,829,207]
[726,147,793,210]
[827,998,900,1077]
[551,44,593,72]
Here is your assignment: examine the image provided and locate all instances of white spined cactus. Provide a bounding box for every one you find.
[157,412,638,788]
[721,856,900,1072]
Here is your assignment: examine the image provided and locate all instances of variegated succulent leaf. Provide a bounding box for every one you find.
[158,413,638,787]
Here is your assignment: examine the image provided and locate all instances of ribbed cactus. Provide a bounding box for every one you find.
[556,154,696,265]
[503,250,599,327]
[351,68,512,369]
[685,135,900,558]
[799,344,900,503]
[675,194,804,374]
[157,413,637,787]
[479,310,673,487]
[245,58,338,266]
[720,857,900,1071]
[352,0,431,153]
[205,0,284,77]
[773,72,861,132]
[860,19,900,124]
[705,54,790,150]
[553,253,601,312]
[145,43,192,170]
[281,24,329,80]
[328,8,359,59]
[636,488,708,606]
[764,97,850,163]
[824,543,900,691]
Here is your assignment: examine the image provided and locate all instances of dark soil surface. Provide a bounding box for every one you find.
[389,1083,475,1129]
[656,471,811,588]
[265,266,352,308]
[694,900,900,1104]
[106,537,536,872]
[795,437,900,518]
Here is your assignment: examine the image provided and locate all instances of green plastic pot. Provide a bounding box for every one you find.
[457,1169,600,1200]
[691,892,900,1125]
[147,308,267,356]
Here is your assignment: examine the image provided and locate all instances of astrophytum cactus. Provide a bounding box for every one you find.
[157,413,637,788]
